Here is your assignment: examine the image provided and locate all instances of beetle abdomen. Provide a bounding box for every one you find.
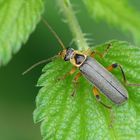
[79,57,128,104]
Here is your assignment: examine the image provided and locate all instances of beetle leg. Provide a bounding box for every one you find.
[73,72,82,82]
[107,63,140,86]
[71,72,82,96]
[93,88,115,126]
[106,63,119,71]
[107,63,127,85]
[57,66,77,81]
[101,43,112,58]
[90,50,102,58]
[85,49,102,58]
[86,43,112,58]
[93,87,112,109]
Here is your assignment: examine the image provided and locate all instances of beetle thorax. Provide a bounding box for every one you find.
[63,48,87,67]
[70,52,87,67]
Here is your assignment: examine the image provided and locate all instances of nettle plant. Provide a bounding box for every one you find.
[1,0,140,140]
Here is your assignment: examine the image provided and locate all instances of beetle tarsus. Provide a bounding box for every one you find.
[109,109,115,128]
[98,100,112,110]
[71,80,79,96]
[96,95,112,109]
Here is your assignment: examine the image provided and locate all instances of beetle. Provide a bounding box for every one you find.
[59,47,128,108]
[23,18,140,109]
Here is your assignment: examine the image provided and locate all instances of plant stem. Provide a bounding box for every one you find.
[57,0,89,50]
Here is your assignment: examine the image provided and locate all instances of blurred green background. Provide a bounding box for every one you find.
[0,1,139,140]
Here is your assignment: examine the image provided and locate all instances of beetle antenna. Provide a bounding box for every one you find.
[42,17,66,50]
[22,55,58,75]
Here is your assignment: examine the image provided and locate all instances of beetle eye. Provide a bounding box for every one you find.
[64,55,69,61]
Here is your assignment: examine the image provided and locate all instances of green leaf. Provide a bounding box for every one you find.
[0,0,44,65]
[34,40,140,140]
[83,0,140,45]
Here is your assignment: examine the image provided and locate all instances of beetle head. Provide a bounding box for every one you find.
[63,48,75,61]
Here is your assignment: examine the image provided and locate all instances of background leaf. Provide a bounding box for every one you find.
[83,0,140,45]
[34,41,140,140]
[0,0,44,66]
